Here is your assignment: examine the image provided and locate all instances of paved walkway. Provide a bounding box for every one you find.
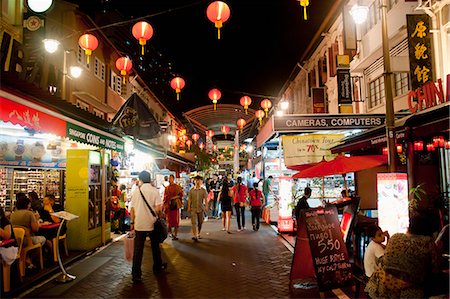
[22,214,299,298]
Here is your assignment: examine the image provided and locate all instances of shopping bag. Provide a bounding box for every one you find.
[123,233,135,262]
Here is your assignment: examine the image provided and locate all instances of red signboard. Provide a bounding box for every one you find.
[0,96,66,137]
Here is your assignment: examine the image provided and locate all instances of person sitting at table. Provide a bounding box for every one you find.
[0,206,18,266]
[37,194,65,240]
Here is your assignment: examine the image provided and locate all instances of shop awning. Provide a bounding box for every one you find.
[133,140,166,159]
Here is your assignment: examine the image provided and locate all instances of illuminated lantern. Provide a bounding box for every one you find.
[260,99,272,117]
[115,57,133,84]
[170,77,185,101]
[234,145,238,150]
[192,134,200,143]
[427,143,435,151]
[230,151,233,156]
[255,110,265,125]
[224,146,228,151]
[220,154,224,159]
[396,144,403,154]
[132,21,154,55]
[199,142,205,151]
[446,141,450,149]
[206,1,231,39]
[413,140,423,151]
[208,88,221,110]
[237,118,246,133]
[181,135,188,142]
[298,0,310,20]
[78,34,98,65]
[240,96,252,115]
[206,130,215,139]
[186,139,192,150]
[212,145,218,152]
[221,125,230,138]
[433,136,445,147]
[382,147,388,155]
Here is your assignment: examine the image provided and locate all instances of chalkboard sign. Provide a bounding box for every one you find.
[301,206,352,291]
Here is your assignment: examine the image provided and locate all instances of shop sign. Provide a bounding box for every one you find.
[337,69,352,104]
[407,14,434,90]
[282,134,344,166]
[407,74,450,113]
[66,123,124,152]
[337,55,350,69]
[370,132,405,145]
[0,96,66,137]
[274,114,386,131]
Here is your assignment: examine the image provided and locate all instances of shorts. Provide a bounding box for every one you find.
[190,211,204,227]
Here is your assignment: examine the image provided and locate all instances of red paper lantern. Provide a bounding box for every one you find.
[192,134,200,143]
[382,147,388,155]
[186,140,192,150]
[396,144,403,154]
[206,130,215,138]
[221,125,230,138]
[445,141,450,149]
[260,99,272,117]
[199,142,205,151]
[206,1,231,39]
[78,34,98,65]
[255,110,265,125]
[240,96,252,115]
[413,140,424,151]
[234,145,238,150]
[212,145,218,151]
[219,154,224,159]
[427,143,435,151]
[208,88,221,110]
[433,136,445,148]
[132,21,154,55]
[115,57,133,83]
[237,118,246,133]
[170,77,185,101]
[224,146,228,151]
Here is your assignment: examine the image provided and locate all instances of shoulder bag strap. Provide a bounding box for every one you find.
[139,187,157,218]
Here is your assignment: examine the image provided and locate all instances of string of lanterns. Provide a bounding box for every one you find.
[383,135,450,155]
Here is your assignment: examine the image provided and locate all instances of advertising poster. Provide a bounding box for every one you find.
[377,173,409,235]
[282,134,344,166]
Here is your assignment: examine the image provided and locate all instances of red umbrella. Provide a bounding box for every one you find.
[288,162,320,172]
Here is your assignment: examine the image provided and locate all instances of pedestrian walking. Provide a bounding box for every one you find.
[163,175,183,240]
[218,179,234,233]
[130,171,167,283]
[187,175,208,241]
[262,176,273,207]
[249,182,265,231]
[232,177,248,231]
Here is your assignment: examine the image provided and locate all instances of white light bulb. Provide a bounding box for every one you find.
[43,39,60,53]
[27,0,53,13]
[69,66,82,78]
[350,4,369,25]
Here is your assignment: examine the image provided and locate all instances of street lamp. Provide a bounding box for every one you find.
[351,1,397,172]
[43,39,82,100]
[27,0,53,13]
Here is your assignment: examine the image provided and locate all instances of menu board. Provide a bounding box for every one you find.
[302,206,352,291]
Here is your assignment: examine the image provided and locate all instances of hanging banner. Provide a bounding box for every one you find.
[0,96,66,137]
[337,69,352,104]
[282,134,344,166]
[407,14,433,90]
[111,93,161,140]
[66,123,124,152]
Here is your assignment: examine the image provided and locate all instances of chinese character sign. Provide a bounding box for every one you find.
[407,15,433,90]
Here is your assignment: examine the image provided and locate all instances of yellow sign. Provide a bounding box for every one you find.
[337,55,350,68]
[282,134,344,166]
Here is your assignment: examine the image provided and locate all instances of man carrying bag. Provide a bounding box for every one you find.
[129,171,167,284]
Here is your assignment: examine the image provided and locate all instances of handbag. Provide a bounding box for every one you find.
[123,232,134,262]
[139,187,168,243]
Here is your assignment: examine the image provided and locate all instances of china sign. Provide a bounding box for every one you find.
[407,14,433,90]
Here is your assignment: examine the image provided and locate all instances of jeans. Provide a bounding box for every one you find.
[234,203,246,229]
[263,193,269,207]
[132,230,162,279]
[251,207,261,230]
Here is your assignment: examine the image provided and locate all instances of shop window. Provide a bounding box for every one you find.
[109,70,122,95]
[77,46,90,71]
[394,72,410,97]
[368,76,385,109]
[94,58,105,81]
[76,99,90,112]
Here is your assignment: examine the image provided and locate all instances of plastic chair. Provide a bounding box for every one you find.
[14,225,43,277]
[2,227,25,292]
[52,233,68,262]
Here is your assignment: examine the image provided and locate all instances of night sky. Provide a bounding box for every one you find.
[70,0,335,117]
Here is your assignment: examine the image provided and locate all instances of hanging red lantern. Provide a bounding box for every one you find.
[212,145,218,152]
[237,118,246,133]
[186,139,192,150]
[220,154,224,159]
[221,125,230,138]
[445,141,450,149]
[298,0,310,20]
[413,140,424,151]
[206,1,231,40]
[234,144,238,150]
[260,99,272,117]
[433,136,445,147]
[170,77,185,101]
[396,144,403,154]
[199,142,205,151]
[78,34,98,65]
[224,146,228,151]
[240,96,252,115]
[206,130,215,138]
[208,88,221,110]
[132,21,154,55]
[192,134,200,143]
[255,110,265,125]
[115,57,133,84]
[427,143,435,151]
[382,147,388,155]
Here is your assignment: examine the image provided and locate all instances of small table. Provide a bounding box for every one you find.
[40,223,60,229]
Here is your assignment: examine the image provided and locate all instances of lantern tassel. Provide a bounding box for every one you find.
[259,119,262,126]
[122,75,126,85]
[86,54,90,66]
[240,128,243,134]
[141,45,145,56]
[214,103,216,110]
[245,108,248,115]
[224,133,227,139]
[217,28,221,40]
[304,7,308,20]
[177,92,180,101]
[265,110,268,117]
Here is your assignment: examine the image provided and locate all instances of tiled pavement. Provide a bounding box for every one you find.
[23,214,305,298]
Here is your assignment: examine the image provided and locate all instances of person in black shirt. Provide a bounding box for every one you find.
[294,187,312,222]
[208,174,221,218]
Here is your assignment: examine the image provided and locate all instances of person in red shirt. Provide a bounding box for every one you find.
[249,182,265,231]
[231,177,248,231]
[163,175,183,240]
